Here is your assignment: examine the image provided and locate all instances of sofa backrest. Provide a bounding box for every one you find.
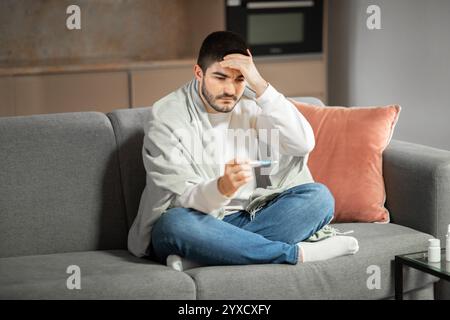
[107,97,325,229]
[107,107,152,228]
[290,97,326,107]
[0,112,128,258]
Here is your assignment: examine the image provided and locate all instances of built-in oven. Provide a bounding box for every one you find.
[226,0,323,56]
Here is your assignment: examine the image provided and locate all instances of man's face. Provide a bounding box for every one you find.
[197,62,246,113]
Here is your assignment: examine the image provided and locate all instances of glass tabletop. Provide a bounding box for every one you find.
[398,248,450,277]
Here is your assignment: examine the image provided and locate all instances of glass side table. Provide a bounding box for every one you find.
[395,248,450,300]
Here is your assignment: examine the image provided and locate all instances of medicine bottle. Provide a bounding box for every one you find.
[428,239,441,263]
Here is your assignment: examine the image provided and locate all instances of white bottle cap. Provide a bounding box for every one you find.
[429,238,440,247]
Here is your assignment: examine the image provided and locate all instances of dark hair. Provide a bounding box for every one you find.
[197,31,249,73]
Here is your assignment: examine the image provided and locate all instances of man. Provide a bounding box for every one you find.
[128,31,359,270]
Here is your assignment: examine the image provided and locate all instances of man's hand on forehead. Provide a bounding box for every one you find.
[220,49,268,98]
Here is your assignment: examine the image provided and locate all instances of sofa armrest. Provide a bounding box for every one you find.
[383,139,450,242]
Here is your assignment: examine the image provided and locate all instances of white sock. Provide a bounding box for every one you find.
[166,254,202,271]
[297,236,359,263]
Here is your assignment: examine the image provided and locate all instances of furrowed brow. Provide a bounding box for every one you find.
[212,72,244,80]
[212,72,229,78]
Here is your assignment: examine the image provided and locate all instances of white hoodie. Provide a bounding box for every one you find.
[173,84,315,217]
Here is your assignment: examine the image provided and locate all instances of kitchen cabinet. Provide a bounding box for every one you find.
[257,57,327,102]
[130,57,327,108]
[0,55,327,117]
[131,64,193,107]
[14,72,129,116]
[0,77,15,117]
[0,71,129,117]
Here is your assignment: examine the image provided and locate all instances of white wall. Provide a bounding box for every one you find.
[328,0,450,151]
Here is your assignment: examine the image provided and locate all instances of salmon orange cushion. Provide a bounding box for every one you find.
[291,100,401,223]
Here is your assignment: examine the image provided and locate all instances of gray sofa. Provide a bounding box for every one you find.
[1,97,449,300]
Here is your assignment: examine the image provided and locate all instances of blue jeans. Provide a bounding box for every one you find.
[151,182,334,265]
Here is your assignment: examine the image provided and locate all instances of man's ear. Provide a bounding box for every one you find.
[194,64,203,82]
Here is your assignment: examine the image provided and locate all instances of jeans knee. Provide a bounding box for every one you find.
[152,207,190,244]
[312,183,335,221]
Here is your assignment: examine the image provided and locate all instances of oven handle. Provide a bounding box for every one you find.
[246,1,314,9]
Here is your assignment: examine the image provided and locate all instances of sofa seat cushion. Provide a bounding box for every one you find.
[186,223,438,300]
[0,250,195,299]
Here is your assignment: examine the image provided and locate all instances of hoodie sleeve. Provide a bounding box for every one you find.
[255,84,315,156]
[173,177,232,214]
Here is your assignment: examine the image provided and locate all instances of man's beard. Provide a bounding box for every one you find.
[201,78,239,113]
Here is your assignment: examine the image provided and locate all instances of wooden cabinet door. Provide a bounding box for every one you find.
[131,66,193,107]
[256,58,327,102]
[14,71,129,116]
[0,77,15,117]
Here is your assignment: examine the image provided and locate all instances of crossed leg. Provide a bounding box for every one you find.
[151,183,335,266]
